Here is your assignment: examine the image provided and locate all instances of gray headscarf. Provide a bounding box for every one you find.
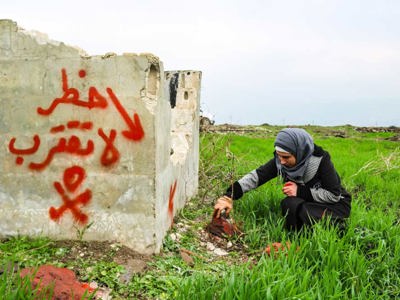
[274,128,314,182]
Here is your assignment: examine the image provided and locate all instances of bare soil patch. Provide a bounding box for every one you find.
[54,240,152,274]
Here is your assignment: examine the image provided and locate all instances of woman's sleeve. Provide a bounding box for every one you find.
[225,158,277,200]
[297,153,344,203]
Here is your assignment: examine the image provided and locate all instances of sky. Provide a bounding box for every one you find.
[2,0,400,126]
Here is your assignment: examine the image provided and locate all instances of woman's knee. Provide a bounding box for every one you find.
[280,197,304,213]
[298,203,332,225]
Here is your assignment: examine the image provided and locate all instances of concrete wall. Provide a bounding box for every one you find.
[0,20,200,254]
[166,71,201,205]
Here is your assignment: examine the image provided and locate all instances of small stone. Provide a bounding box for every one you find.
[214,248,228,256]
[119,271,133,284]
[95,287,113,300]
[177,228,185,234]
[79,252,85,257]
[170,233,177,241]
[110,243,121,250]
[206,242,216,251]
[89,281,98,289]
[227,241,233,248]
[180,251,194,266]
[123,259,148,276]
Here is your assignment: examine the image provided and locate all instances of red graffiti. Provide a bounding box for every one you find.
[8,67,148,224]
[37,69,108,115]
[98,128,120,166]
[78,69,86,78]
[51,121,93,133]
[9,135,41,155]
[29,136,94,171]
[16,157,24,165]
[49,165,91,224]
[69,121,93,130]
[8,135,41,165]
[36,68,144,142]
[168,180,177,225]
[50,125,65,133]
[66,121,80,129]
[106,88,145,141]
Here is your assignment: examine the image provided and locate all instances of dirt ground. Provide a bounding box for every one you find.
[52,220,253,277]
[54,240,152,274]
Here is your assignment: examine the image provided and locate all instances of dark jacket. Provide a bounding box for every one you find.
[225,145,351,207]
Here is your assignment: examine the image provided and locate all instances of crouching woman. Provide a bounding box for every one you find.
[214,128,351,230]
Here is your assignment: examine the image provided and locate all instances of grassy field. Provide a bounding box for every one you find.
[1,126,399,299]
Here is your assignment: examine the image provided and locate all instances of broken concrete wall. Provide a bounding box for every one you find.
[166,71,201,207]
[0,20,200,254]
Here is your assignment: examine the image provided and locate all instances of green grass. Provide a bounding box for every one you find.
[184,129,399,299]
[0,268,44,300]
[1,126,399,299]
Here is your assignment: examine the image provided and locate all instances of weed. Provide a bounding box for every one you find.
[74,221,94,241]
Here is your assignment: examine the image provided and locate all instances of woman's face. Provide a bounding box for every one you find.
[276,151,297,168]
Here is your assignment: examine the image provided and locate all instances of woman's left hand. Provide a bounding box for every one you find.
[282,181,297,197]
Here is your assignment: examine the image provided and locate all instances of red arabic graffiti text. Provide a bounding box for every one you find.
[50,121,93,134]
[36,68,144,142]
[9,123,122,170]
[28,135,94,171]
[8,135,41,165]
[98,128,120,166]
[37,69,107,115]
[8,68,148,225]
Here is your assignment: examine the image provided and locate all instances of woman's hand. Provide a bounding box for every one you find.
[213,196,233,218]
[282,181,297,197]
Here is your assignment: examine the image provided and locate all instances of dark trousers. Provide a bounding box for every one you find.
[280,197,350,230]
